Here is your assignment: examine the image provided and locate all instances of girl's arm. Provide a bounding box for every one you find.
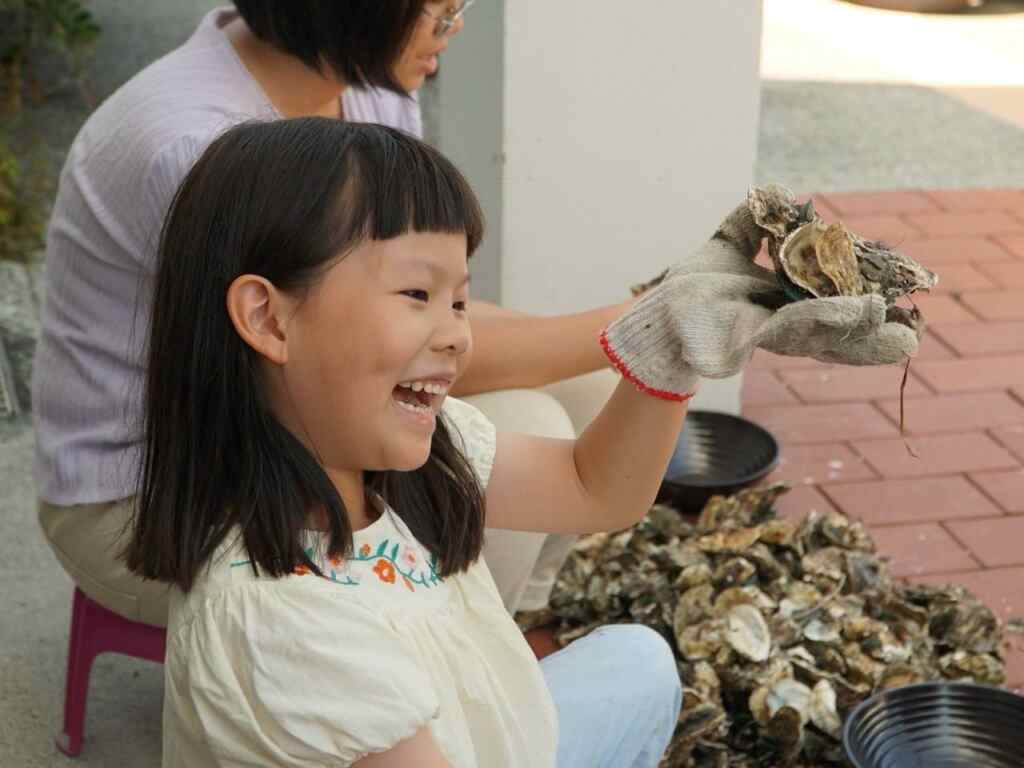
[449,298,635,396]
[481,196,920,537]
[483,378,688,534]
[354,727,452,768]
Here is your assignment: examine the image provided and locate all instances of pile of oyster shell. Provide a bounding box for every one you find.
[519,484,1006,767]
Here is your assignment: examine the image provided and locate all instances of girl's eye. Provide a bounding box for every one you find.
[402,290,429,302]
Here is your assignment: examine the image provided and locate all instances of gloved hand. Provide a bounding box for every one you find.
[601,201,921,400]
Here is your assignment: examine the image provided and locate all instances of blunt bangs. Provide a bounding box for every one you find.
[328,127,485,262]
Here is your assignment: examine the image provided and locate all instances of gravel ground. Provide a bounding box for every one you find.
[758,80,1024,192]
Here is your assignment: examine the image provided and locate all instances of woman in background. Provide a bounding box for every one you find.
[33,1,628,632]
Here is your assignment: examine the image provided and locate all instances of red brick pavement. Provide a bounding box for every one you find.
[741,188,1024,689]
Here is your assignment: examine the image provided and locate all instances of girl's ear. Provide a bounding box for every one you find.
[226,274,293,365]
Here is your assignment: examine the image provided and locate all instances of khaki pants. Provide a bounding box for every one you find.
[39,495,173,627]
[39,369,619,626]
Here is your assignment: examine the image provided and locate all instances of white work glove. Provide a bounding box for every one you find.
[601,203,920,400]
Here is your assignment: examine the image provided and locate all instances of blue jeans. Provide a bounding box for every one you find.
[540,625,682,768]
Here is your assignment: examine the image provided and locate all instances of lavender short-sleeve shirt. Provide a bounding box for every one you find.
[32,7,422,504]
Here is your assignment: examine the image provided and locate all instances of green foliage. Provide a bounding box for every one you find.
[0,134,47,262]
[0,0,98,262]
[1,0,101,114]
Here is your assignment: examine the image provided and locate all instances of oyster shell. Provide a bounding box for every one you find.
[878,664,924,690]
[748,184,806,241]
[928,591,1001,654]
[803,617,841,644]
[748,185,939,329]
[809,679,842,739]
[776,218,863,300]
[678,620,727,662]
[939,650,1005,683]
[765,705,805,765]
[677,562,713,590]
[715,585,776,614]
[750,678,813,726]
[713,557,757,588]
[674,583,715,630]
[726,604,772,662]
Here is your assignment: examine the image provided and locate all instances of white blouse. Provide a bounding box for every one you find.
[161,398,559,767]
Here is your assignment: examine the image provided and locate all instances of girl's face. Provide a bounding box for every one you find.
[272,232,471,476]
[392,1,467,93]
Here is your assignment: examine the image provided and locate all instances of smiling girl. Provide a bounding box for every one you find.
[126,117,918,767]
[127,118,683,768]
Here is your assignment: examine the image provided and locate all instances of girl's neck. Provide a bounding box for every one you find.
[308,470,379,532]
[225,17,347,120]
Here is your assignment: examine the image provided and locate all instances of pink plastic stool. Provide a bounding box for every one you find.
[56,588,167,757]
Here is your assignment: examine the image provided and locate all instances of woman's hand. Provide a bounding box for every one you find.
[602,200,920,400]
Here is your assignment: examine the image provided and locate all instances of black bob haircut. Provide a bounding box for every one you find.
[125,118,486,592]
[232,0,428,94]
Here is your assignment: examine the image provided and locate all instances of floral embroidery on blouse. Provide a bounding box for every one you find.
[402,548,419,568]
[233,537,443,592]
[373,559,396,584]
[351,539,443,591]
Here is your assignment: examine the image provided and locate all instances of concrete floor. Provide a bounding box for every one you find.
[1,428,164,768]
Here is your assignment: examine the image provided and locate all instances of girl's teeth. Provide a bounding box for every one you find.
[395,398,432,414]
[398,381,447,396]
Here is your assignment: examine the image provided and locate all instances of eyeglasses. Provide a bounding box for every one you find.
[421,0,475,39]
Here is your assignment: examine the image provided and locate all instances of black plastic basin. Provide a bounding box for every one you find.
[657,410,779,515]
[843,681,1024,768]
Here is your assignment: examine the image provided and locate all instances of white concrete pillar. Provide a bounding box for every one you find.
[433,1,764,414]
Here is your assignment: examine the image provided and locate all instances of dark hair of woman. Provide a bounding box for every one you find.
[231,0,426,94]
[124,118,487,593]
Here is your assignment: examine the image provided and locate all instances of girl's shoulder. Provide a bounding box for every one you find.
[441,397,497,489]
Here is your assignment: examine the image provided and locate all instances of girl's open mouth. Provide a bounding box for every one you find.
[392,380,448,420]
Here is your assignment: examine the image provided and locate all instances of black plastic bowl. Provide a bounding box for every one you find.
[657,410,779,515]
[843,682,1024,768]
